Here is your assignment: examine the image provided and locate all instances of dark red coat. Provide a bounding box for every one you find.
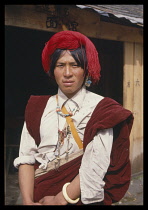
[25,95,134,205]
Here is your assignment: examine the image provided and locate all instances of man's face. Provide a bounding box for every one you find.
[54,51,85,98]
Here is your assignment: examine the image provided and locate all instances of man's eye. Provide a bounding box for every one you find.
[72,64,79,67]
[56,64,63,67]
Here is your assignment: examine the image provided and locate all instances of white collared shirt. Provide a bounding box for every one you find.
[14,86,113,204]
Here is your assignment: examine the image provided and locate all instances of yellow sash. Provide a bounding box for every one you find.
[56,94,83,149]
[61,105,83,149]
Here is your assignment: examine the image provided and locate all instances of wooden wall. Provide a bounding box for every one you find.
[5,5,143,174]
[123,42,143,174]
[5,5,143,43]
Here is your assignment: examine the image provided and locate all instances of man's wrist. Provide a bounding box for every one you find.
[56,191,68,205]
[22,199,34,205]
[62,183,80,204]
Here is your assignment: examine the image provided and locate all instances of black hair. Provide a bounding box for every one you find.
[48,47,88,78]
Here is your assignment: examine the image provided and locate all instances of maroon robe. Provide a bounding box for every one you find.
[25,95,134,205]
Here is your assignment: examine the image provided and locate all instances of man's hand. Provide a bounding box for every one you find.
[23,201,42,205]
[39,192,68,205]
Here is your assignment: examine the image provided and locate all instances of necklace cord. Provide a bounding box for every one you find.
[56,95,83,149]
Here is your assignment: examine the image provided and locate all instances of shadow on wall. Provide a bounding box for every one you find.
[131,153,143,174]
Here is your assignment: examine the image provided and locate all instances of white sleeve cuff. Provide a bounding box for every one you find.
[79,167,104,204]
[13,155,36,169]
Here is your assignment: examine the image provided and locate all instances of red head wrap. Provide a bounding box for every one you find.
[42,31,101,83]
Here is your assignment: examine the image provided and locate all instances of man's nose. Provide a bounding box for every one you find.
[64,65,72,77]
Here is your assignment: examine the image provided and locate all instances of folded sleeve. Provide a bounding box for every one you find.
[13,122,38,168]
[79,128,113,204]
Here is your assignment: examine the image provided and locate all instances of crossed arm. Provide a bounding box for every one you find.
[18,164,80,205]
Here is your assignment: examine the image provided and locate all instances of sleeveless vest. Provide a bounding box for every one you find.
[25,95,134,205]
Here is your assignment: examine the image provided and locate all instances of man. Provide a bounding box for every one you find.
[14,30,134,205]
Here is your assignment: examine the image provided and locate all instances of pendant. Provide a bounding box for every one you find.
[58,132,64,145]
[55,157,61,171]
[56,106,73,117]
[65,150,69,161]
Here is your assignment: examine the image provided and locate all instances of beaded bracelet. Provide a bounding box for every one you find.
[62,182,80,204]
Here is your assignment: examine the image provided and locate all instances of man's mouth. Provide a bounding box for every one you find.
[62,80,74,86]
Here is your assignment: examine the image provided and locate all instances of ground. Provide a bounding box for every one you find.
[113,172,143,205]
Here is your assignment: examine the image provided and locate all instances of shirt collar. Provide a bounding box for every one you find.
[57,86,86,110]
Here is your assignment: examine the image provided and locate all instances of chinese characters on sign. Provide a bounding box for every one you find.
[46,17,78,31]
[127,79,140,87]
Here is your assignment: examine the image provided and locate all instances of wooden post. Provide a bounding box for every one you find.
[123,42,143,174]
[132,43,143,173]
[123,42,134,111]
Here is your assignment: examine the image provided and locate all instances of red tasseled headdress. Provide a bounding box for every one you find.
[42,30,101,83]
